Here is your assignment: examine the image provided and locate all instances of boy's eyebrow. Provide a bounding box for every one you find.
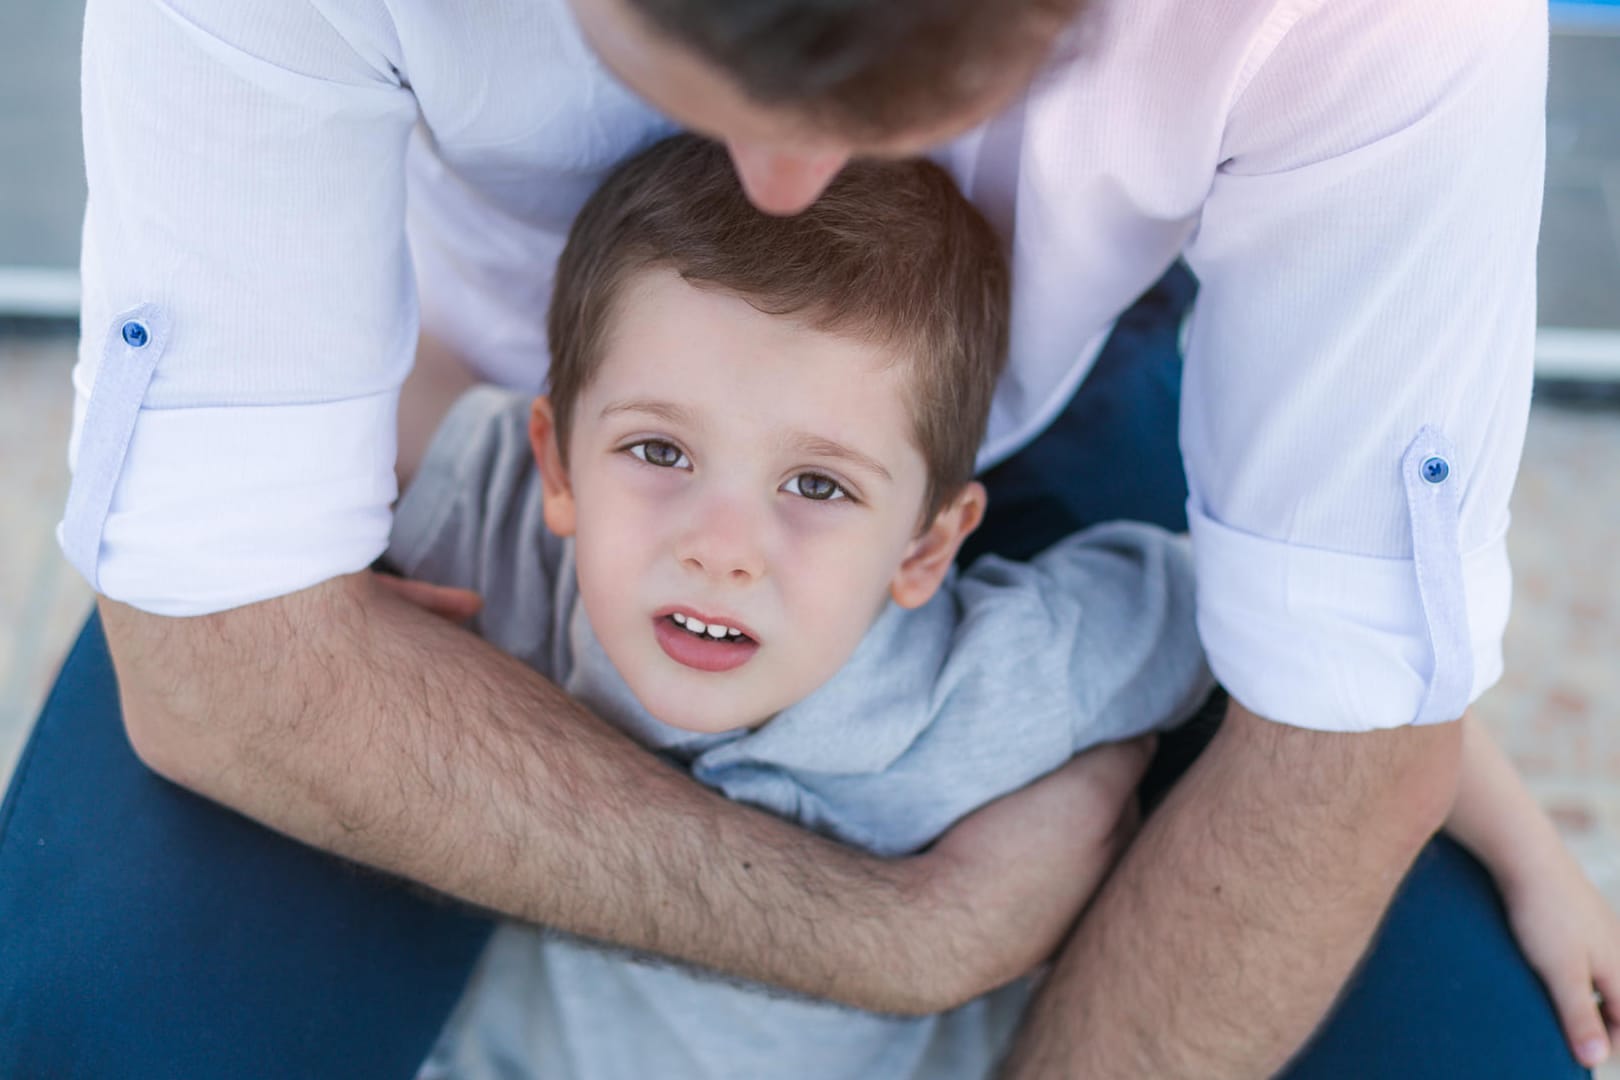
[786,433,893,483]
[599,399,698,427]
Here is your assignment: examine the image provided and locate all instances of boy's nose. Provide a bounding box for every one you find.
[677,500,766,584]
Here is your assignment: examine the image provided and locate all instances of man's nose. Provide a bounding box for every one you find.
[726,141,849,216]
[677,495,767,583]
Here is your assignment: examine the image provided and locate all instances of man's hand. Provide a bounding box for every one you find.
[999,698,1462,1078]
[102,571,1120,1015]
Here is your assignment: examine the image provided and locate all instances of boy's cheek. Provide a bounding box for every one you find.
[782,527,909,603]
[784,579,885,668]
[575,484,667,551]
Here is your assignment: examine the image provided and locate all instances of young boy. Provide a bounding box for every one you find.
[390,136,1619,1077]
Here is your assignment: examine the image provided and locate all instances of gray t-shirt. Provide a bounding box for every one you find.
[392,387,1213,1080]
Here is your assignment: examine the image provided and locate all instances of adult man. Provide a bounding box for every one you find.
[1,0,1579,1076]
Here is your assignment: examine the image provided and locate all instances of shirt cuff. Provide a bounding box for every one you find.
[1187,503,1511,733]
[59,385,400,617]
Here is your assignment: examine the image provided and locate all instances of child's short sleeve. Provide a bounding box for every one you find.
[691,521,1214,857]
[386,386,572,677]
[951,521,1215,753]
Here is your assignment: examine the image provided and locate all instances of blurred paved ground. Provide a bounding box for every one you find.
[1472,387,1620,909]
[0,329,87,783]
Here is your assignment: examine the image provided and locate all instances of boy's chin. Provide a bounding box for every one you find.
[649,703,765,736]
[635,680,771,735]
[657,718,758,735]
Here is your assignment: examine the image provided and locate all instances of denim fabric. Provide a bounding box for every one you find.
[1284,833,1588,1079]
[0,614,493,1079]
[961,262,1195,565]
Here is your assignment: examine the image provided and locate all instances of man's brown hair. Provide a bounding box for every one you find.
[626,0,1085,139]
[546,134,1009,523]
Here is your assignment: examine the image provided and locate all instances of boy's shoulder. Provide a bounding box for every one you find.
[689,522,1211,855]
[389,385,544,573]
[386,385,576,674]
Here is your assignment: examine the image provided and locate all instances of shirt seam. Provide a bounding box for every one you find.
[153,0,406,94]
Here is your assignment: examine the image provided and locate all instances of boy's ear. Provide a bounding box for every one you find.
[890,481,987,610]
[529,396,577,538]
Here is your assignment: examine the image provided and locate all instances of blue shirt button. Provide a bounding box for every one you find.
[121,320,150,349]
[1421,455,1450,484]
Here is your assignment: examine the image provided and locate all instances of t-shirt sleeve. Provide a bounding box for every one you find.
[387,386,568,670]
[952,522,1215,754]
[681,524,1210,857]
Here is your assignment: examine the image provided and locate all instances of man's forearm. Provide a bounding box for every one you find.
[1000,699,1463,1078]
[103,572,1023,1014]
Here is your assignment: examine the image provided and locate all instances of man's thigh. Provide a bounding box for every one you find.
[0,613,492,1079]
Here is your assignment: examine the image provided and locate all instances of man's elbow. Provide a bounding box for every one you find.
[115,669,214,790]
[97,596,216,788]
[1376,715,1465,850]
[118,692,177,782]
[97,576,363,792]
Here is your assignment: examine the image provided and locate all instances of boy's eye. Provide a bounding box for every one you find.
[629,440,690,469]
[785,472,847,502]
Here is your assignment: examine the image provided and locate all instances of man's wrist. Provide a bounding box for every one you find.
[895,849,1001,1012]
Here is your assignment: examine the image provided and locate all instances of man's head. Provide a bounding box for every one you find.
[533,134,1010,733]
[569,0,1084,212]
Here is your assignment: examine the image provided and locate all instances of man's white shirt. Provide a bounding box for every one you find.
[65,0,1547,732]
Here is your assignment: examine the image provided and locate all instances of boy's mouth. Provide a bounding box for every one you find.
[653,611,759,673]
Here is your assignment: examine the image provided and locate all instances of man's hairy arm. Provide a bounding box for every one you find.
[1001,697,1462,1078]
[102,572,1122,1016]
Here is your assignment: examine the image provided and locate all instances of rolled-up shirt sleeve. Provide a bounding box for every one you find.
[1180,0,1546,732]
[60,0,419,615]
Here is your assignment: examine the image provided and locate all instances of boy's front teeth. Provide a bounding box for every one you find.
[671,613,742,640]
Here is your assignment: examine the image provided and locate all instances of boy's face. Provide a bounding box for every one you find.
[532,269,983,734]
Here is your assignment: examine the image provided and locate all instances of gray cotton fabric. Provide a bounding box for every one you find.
[391,387,1214,1080]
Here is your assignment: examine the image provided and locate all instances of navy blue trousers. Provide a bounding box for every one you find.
[0,265,1585,1078]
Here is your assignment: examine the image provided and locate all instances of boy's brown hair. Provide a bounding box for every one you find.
[547,134,1010,523]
